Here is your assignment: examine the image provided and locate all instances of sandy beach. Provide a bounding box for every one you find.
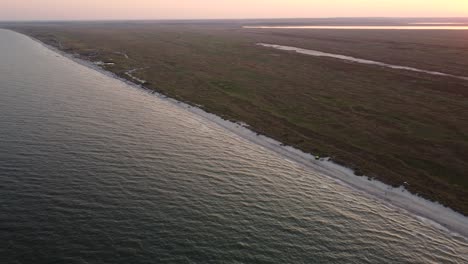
[18,30,468,240]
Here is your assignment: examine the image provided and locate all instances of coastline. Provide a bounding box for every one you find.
[13,29,468,240]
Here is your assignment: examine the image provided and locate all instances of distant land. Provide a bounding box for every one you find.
[3,17,467,215]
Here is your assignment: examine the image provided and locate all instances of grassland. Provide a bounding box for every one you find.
[4,20,468,215]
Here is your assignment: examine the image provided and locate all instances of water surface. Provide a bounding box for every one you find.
[1,29,467,263]
[258,43,468,81]
[244,25,468,30]
[409,22,467,25]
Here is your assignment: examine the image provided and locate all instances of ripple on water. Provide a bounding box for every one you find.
[0,29,467,263]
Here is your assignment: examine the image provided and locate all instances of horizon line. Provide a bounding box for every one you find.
[1,16,468,23]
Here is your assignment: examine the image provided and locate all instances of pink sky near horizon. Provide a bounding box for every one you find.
[1,0,467,21]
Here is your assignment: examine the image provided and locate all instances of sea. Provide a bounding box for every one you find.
[0,29,467,263]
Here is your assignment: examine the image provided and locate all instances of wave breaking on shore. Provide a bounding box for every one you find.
[14,29,468,240]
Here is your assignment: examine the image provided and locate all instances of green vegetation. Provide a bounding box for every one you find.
[6,21,468,215]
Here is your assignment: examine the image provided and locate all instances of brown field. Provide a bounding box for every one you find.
[4,19,468,215]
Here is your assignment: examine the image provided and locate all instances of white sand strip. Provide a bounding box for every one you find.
[17,30,468,240]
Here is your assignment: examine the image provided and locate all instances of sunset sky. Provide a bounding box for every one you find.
[1,0,467,21]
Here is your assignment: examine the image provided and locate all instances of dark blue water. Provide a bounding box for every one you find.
[1,29,467,263]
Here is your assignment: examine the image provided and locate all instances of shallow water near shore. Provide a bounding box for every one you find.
[1,29,467,263]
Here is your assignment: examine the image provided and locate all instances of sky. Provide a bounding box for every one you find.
[1,0,467,21]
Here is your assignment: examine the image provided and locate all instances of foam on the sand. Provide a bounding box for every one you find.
[20,30,468,240]
[178,103,468,240]
[125,68,147,84]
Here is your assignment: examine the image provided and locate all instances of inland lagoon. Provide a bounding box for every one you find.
[1,29,467,263]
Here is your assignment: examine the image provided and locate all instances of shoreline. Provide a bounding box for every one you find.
[13,29,468,240]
